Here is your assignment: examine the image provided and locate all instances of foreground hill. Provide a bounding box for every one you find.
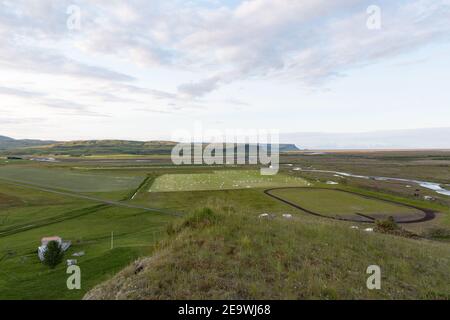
[85,206,449,300]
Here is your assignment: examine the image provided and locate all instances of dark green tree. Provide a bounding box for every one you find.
[43,240,64,268]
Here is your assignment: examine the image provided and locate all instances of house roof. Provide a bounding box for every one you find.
[41,236,62,244]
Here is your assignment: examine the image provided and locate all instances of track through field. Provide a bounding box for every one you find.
[264,187,436,224]
[0,177,182,217]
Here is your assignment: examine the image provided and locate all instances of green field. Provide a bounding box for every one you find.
[0,182,174,299]
[268,188,425,220]
[86,205,450,300]
[149,170,308,192]
[0,162,178,299]
[0,150,449,300]
[0,165,143,193]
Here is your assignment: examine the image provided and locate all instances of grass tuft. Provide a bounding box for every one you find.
[375,216,417,238]
[375,216,399,232]
[85,205,450,300]
[167,208,220,235]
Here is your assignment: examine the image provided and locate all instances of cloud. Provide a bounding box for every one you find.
[175,0,450,94]
[0,85,108,117]
[282,0,450,85]
[0,86,45,98]
[178,76,223,97]
[1,0,449,101]
[0,117,44,125]
[0,45,135,82]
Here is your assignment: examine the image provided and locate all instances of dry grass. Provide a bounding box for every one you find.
[85,205,450,300]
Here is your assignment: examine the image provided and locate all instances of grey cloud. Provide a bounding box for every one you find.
[113,84,178,100]
[0,86,45,98]
[1,0,450,99]
[178,0,450,95]
[0,85,109,117]
[0,45,135,82]
[40,98,109,117]
[0,115,46,125]
[178,76,222,97]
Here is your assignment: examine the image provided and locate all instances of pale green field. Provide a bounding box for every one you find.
[0,166,143,193]
[149,170,308,192]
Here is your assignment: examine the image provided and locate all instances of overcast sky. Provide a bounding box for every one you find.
[0,0,449,141]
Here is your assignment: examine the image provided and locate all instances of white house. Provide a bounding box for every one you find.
[38,236,71,261]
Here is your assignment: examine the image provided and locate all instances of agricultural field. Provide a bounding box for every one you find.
[267,188,428,222]
[0,165,143,193]
[0,160,179,299]
[149,170,308,192]
[0,150,449,300]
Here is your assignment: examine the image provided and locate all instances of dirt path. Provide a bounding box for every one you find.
[264,187,436,224]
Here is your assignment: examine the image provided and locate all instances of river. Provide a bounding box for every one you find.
[294,168,450,197]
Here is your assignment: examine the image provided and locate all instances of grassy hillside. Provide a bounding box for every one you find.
[85,205,450,300]
[0,151,448,300]
[0,135,55,151]
[1,139,299,156]
[2,140,178,156]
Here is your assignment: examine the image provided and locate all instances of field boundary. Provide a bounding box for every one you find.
[264,187,436,224]
[0,177,182,217]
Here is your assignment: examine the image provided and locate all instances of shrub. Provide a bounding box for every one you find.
[166,221,178,236]
[182,208,219,229]
[375,216,398,232]
[43,241,64,269]
[423,227,450,241]
[374,216,418,238]
[166,208,220,235]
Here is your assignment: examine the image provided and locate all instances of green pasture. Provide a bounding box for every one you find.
[0,199,175,299]
[269,188,424,219]
[148,170,308,192]
[0,153,448,300]
[0,165,143,193]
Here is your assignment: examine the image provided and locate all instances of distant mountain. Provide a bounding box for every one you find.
[0,135,299,156]
[278,144,300,152]
[281,128,450,150]
[0,135,14,142]
[2,139,178,156]
[0,135,56,151]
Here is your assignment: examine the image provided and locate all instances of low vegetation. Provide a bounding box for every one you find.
[0,148,449,300]
[85,206,450,300]
[423,227,450,241]
[374,217,417,238]
[43,241,64,269]
[149,170,307,192]
[268,188,423,220]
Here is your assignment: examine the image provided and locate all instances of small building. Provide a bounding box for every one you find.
[38,236,71,261]
[41,236,62,246]
[30,157,56,162]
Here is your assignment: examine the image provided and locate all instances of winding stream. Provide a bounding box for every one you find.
[294,168,450,197]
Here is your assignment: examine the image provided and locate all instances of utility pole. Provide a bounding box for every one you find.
[111,231,114,250]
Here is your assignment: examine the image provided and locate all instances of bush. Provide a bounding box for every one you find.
[166,221,178,236]
[182,208,219,229]
[43,241,64,269]
[374,216,418,238]
[166,208,220,235]
[375,216,398,232]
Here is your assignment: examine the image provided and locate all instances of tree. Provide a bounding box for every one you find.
[43,240,64,268]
